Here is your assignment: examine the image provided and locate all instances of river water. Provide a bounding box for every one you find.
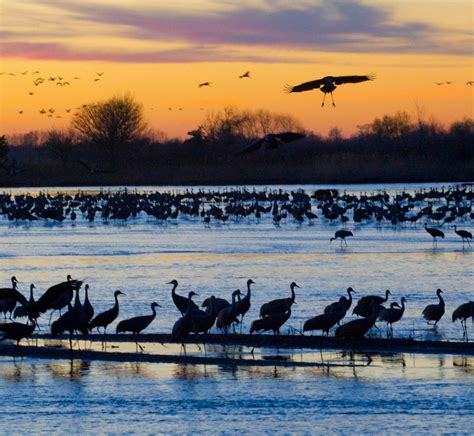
[0,182,473,433]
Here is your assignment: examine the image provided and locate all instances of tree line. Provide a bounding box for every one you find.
[1,94,473,186]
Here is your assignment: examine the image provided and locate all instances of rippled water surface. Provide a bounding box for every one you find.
[0,182,473,433]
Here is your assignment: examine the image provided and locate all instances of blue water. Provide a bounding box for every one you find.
[0,182,473,433]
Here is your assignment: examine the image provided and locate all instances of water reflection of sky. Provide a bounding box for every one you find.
[0,353,472,433]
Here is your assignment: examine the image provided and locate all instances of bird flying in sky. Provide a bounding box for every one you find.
[285,74,375,107]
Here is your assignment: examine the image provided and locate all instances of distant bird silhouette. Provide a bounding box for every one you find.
[353,289,391,318]
[452,301,474,340]
[239,71,250,79]
[235,132,306,156]
[234,279,254,329]
[379,297,406,337]
[216,290,242,333]
[453,225,472,246]
[0,276,27,320]
[198,82,211,88]
[169,280,198,315]
[29,92,34,96]
[94,78,101,82]
[259,282,298,317]
[424,223,444,246]
[285,74,375,107]
[83,284,94,322]
[77,159,114,174]
[330,229,354,246]
[13,284,40,328]
[435,82,443,85]
[95,72,104,76]
[89,290,125,339]
[0,321,35,357]
[335,304,379,339]
[36,275,82,322]
[116,302,161,351]
[304,305,345,336]
[422,289,445,326]
[250,308,291,335]
[172,292,198,348]
[466,81,474,86]
[325,287,356,315]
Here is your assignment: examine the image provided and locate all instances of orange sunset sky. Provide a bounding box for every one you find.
[1,0,473,139]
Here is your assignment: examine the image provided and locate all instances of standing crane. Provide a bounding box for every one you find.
[330,230,354,246]
[116,302,161,351]
[453,225,472,246]
[424,223,444,246]
[422,289,445,326]
[259,282,299,317]
[452,301,474,340]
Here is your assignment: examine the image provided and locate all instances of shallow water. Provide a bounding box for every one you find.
[0,182,473,433]
[0,353,472,433]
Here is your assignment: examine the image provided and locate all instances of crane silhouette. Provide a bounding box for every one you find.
[453,225,472,246]
[169,280,198,315]
[330,229,354,246]
[422,289,445,327]
[89,290,125,345]
[259,282,298,317]
[378,297,406,338]
[116,302,161,351]
[239,71,250,79]
[235,132,306,156]
[285,74,375,107]
[424,223,444,246]
[452,301,473,340]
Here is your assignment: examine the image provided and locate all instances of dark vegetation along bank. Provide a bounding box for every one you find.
[1,94,473,187]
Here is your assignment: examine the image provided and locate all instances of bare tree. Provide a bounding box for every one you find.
[72,93,146,159]
[43,129,75,165]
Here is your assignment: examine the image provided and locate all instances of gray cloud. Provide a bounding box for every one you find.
[2,0,472,62]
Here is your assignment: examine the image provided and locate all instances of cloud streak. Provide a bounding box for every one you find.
[2,0,472,62]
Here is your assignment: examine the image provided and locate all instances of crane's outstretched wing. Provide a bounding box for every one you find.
[235,138,265,156]
[284,79,324,93]
[77,159,92,172]
[275,132,306,143]
[334,74,375,85]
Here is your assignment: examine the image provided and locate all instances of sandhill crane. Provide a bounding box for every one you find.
[36,275,82,323]
[116,302,161,351]
[422,289,445,326]
[285,74,375,107]
[303,305,346,336]
[452,301,474,340]
[0,321,35,358]
[51,301,87,350]
[0,276,27,319]
[330,229,354,246]
[172,292,198,351]
[325,287,356,314]
[239,71,250,79]
[234,279,254,331]
[83,284,94,321]
[192,296,216,335]
[216,290,242,334]
[379,297,406,338]
[235,132,306,156]
[424,223,444,246]
[169,280,198,315]
[260,282,299,318]
[250,308,291,335]
[466,81,474,86]
[335,304,379,339]
[202,295,231,318]
[89,290,125,344]
[198,82,211,88]
[453,225,472,246]
[13,284,40,328]
[353,289,391,318]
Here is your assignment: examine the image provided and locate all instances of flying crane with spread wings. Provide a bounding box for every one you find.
[285,74,375,107]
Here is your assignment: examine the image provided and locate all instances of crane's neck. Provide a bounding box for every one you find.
[290,284,296,302]
[438,293,444,307]
[347,289,353,304]
[400,299,406,312]
[151,305,157,318]
[245,282,252,300]
[85,287,89,300]
[171,283,178,296]
[74,288,81,306]
[114,293,120,309]
[29,285,34,301]
[383,291,390,303]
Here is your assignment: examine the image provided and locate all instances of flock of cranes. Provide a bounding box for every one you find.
[2,70,106,118]
[1,185,472,235]
[0,275,473,356]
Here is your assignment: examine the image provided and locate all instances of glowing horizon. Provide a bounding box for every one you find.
[1,0,472,139]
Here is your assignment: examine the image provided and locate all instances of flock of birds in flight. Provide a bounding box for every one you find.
[4,68,473,122]
[0,275,472,357]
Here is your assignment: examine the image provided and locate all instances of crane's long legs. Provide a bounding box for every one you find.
[321,93,326,107]
[330,92,335,107]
